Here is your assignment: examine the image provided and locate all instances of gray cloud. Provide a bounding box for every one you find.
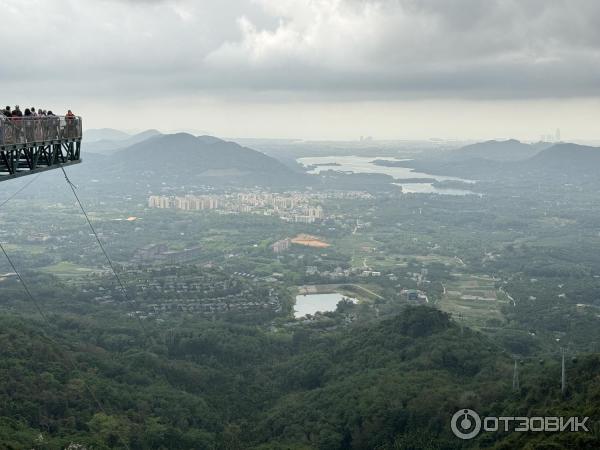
[203,0,600,99]
[1,0,600,102]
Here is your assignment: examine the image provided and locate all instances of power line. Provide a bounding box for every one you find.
[0,244,131,450]
[59,166,148,335]
[0,173,41,209]
[60,166,131,302]
[0,242,50,322]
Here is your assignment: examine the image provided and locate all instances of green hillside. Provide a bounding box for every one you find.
[0,306,596,449]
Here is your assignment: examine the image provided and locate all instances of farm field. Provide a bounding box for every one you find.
[438,273,509,329]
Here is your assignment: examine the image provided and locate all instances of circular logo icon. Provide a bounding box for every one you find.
[451,409,481,440]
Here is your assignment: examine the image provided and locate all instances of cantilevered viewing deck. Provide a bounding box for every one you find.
[0,116,82,182]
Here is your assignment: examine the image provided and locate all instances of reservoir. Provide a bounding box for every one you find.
[294,293,357,318]
[298,155,476,195]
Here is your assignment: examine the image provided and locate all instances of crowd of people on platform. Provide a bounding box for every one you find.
[0,106,79,143]
[0,105,75,118]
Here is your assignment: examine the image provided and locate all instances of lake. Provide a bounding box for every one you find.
[298,155,476,195]
[294,293,357,318]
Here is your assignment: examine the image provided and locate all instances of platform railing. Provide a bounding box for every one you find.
[0,116,82,146]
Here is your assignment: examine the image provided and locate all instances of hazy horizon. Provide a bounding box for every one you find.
[82,121,600,146]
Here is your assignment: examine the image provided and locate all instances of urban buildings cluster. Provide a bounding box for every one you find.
[148,195,219,210]
[148,192,326,223]
[94,266,283,319]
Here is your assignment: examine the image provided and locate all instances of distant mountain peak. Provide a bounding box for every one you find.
[197,135,225,145]
[104,132,307,187]
[446,138,550,162]
[84,128,131,143]
[85,129,162,155]
[482,138,521,144]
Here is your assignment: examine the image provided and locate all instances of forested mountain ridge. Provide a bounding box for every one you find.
[397,141,600,182]
[91,133,310,188]
[0,306,597,449]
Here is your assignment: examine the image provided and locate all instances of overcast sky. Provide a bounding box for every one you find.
[2,0,600,140]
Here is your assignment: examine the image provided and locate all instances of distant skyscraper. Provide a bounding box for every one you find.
[556,128,561,142]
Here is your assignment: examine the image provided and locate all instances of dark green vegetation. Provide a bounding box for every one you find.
[1,307,598,449]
